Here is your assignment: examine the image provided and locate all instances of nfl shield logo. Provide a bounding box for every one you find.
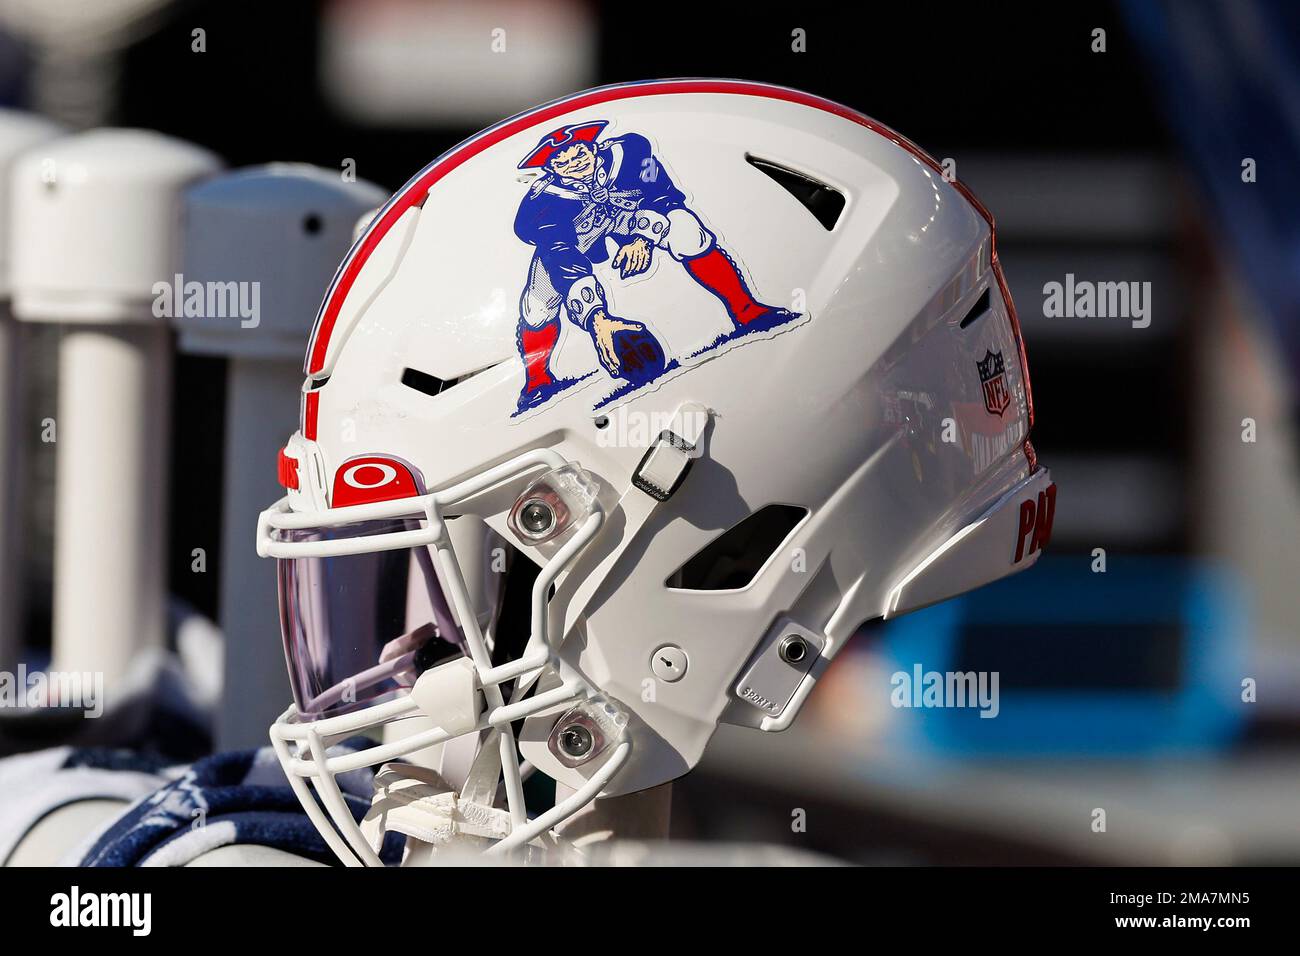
[977,349,1011,416]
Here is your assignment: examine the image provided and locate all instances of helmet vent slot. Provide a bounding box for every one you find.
[667,504,808,591]
[745,156,844,231]
[958,288,992,329]
[401,366,448,397]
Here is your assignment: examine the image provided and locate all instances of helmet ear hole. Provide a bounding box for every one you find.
[667,504,808,591]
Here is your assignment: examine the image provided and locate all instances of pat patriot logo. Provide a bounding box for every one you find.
[512,120,805,416]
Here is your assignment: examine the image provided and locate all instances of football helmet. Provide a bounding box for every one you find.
[257,79,1054,864]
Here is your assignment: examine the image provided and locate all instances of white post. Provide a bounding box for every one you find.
[0,110,64,672]
[176,165,385,749]
[8,130,220,700]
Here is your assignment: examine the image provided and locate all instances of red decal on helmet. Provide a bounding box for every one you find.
[303,390,320,441]
[1023,439,1039,474]
[277,448,300,491]
[331,456,423,507]
[1014,482,1057,563]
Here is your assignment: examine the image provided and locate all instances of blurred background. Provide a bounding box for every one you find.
[1,0,1298,864]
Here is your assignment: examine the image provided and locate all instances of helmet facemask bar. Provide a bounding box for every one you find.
[259,449,626,864]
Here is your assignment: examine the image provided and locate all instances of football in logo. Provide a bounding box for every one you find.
[611,326,667,386]
[976,349,1011,416]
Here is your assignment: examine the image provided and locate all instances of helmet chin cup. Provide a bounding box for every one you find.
[508,463,601,546]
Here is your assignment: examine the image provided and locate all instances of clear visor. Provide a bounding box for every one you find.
[275,518,466,720]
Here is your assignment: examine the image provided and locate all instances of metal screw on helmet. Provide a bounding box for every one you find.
[778,634,809,665]
[519,498,555,538]
[557,723,594,760]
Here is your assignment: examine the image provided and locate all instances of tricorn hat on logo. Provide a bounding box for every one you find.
[517,120,609,169]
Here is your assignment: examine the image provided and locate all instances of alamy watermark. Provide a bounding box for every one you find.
[594,408,708,455]
[891,664,1000,718]
[151,273,260,328]
[1043,273,1151,329]
[50,886,151,936]
[0,666,104,718]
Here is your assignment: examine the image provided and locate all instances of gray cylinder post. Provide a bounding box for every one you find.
[176,165,386,749]
[0,110,64,672]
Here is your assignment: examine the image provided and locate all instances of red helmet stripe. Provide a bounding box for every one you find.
[303,390,320,441]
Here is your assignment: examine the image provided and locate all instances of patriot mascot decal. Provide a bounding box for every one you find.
[512,120,803,414]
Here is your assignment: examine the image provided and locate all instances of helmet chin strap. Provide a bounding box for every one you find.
[459,728,506,806]
[363,730,569,864]
[377,513,510,797]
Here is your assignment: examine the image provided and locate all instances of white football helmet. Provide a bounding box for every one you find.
[256,79,1055,864]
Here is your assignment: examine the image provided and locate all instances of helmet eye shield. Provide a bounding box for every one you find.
[257,452,621,863]
[274,518,466,719]
[258,457,610,721]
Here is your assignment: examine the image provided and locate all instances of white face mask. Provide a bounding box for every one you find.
[262,455,623,865]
